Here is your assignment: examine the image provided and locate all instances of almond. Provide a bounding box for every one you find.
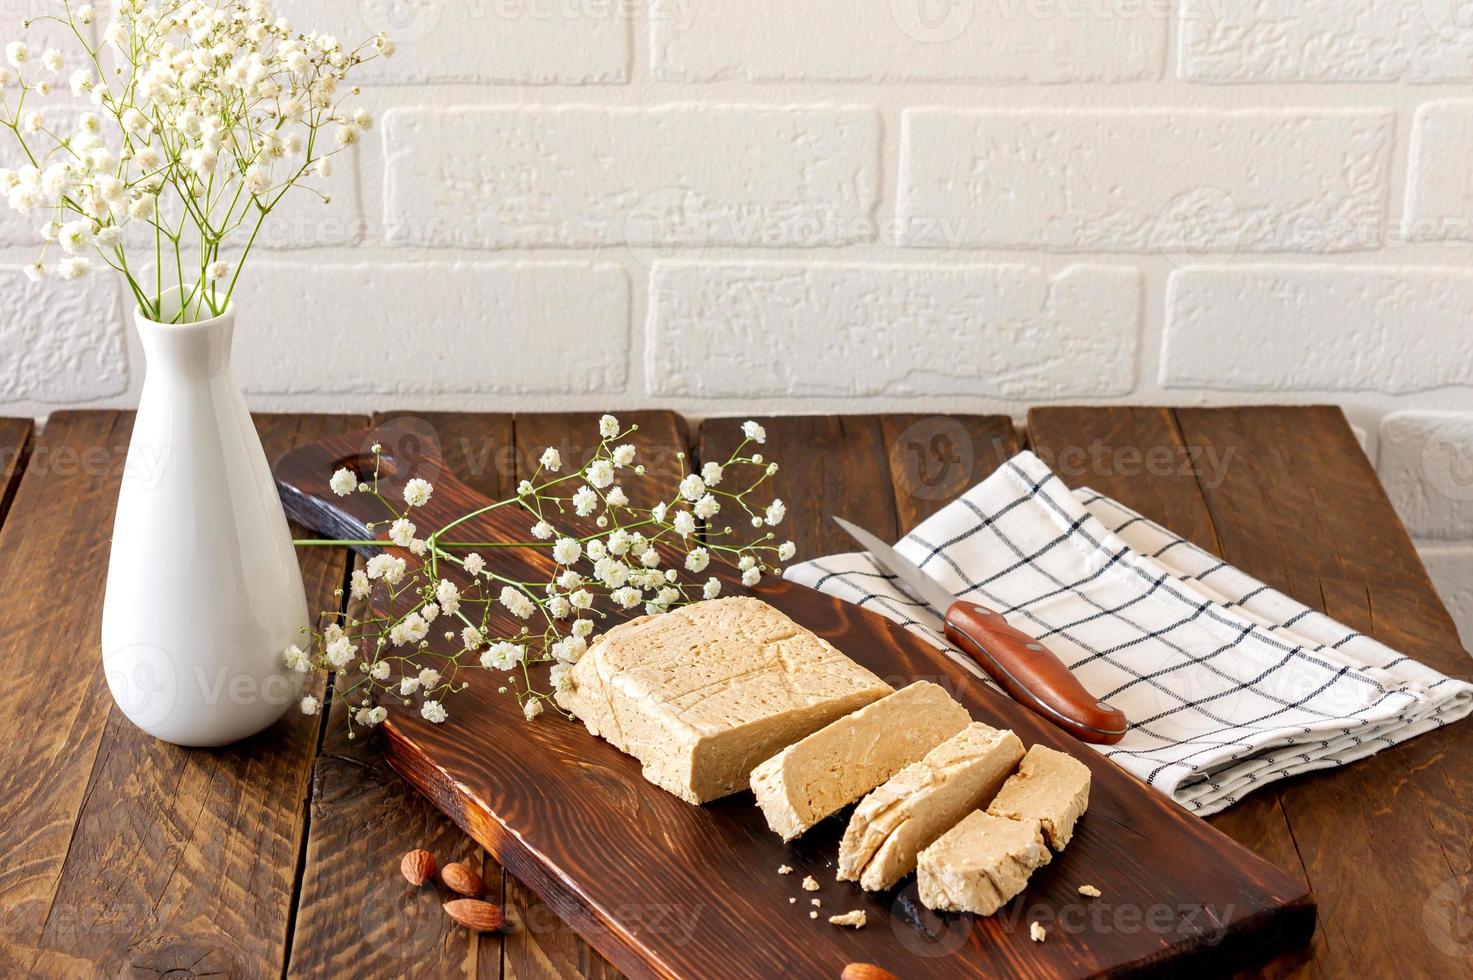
[443,898,505,933]
[400,849,436,887]
[841,966,897,980]
[441,861,487,898]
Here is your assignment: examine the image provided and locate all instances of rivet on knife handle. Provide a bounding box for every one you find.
[942,600,1128,745]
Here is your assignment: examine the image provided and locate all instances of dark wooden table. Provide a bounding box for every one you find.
[0,406,1468,978]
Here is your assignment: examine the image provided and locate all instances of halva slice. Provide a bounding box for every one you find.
[554,597,891,804]
[917,811,1051,915]
[986,744,1091,850]
[751,681,971,841]
[837,722,1024,891]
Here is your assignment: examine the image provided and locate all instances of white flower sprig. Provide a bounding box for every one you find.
[0,0,392,320]
[287,416,795,737]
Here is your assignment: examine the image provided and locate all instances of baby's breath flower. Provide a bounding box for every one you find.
[403,478,433,507]
[499,586,535,619]
[598,414,619,438]
[572,485,598,516]
[742,420,767,443]
[704,577,722,600]
[605,486,628,507]
[585,459,614,489]
[57,257,90,280]
[766,499,787,525]
[282,644,310,672]
[5,42,28,68]
[553,537,581,565]
[531,519,553,539]
[685,548,709,572]
[539,447,561,471]
[299,695,320,715]
[778,541,797,561]
[366,553,406,584]
[678,474,705,502]
[421,700,447,723]
[388,517,416,547]
[612,444,636,467]
[523,699,544,721]
[463,552,485,575]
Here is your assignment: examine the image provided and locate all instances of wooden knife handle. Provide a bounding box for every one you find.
[943,600,1128,745]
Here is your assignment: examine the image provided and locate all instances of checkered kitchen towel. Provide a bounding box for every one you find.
[787,451,1473,815]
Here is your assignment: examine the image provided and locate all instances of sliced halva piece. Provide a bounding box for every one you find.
[837,722,1024,891]
[917,811,1051,915]
[750,681,971,841]
[554,597,891,804]
[986,744,1091,850]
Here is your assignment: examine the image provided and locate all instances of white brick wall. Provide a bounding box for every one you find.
[381,104,880,248]
[3,1,1472,641]
[648,262,1140,398]
[898,109,1394,251]
[233,261,629,394]
[652,0,1165,82]
[1162,266,1473,393]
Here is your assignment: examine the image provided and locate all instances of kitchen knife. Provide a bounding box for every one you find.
[833,516,1128,745]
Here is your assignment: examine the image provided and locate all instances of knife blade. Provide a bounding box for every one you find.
[833,516,1128,745]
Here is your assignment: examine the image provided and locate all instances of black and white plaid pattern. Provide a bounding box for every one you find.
[787,451,1473,815]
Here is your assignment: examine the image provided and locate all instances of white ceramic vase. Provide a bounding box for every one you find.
[101,288,308,746]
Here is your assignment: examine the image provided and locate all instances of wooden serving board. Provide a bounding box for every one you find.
[273,424,1314,979]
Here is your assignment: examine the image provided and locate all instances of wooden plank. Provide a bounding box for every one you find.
[700,415,897,562]
[503,412,689,980]
[0,416,33,530]
[0,411,132,975]
[878,414,1020,533]
[1025,406,1314,959]
[272,422,1313,979]
[1172,405,1473,979]
[0,413,359,977]
[288,413,510,979]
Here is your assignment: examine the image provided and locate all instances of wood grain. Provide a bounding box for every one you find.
[1174,406,1473,979]
[0,413,359,978]
[1023,406,1310,905]
[288,413,506,979]
[0,416,33,530]
[699,415,898,562]
[1030,405,1473,980]
[274,424,1315,980]
[503,413,690,980]
[0,412,132,976]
